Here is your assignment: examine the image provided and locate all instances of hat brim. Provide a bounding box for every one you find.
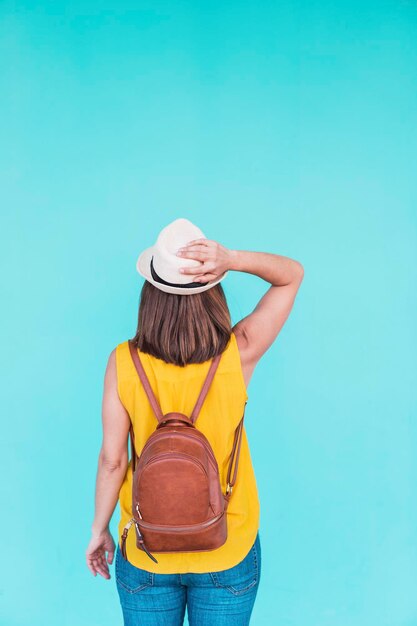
[136,246,229,295]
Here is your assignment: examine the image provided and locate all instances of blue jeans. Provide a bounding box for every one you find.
[115,531,261,626]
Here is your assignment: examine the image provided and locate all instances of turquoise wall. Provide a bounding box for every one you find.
[1,1,416,624]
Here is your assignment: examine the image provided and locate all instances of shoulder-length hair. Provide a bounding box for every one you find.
[130,280,232,366]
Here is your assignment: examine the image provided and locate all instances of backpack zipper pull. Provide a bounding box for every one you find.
[134,520,159,564]
[120,518,135,560]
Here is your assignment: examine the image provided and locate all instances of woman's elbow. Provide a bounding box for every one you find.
[99,449,128,472]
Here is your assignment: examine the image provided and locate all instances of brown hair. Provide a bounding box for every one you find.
[130,281,233,366]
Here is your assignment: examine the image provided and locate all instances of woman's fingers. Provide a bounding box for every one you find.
[93,555,110,578]
[190,272,219,282]
[86,556,100,576]
[86,549,111,578]
[198,275,217,282]
[180,261,216,275]
[177,238,216,255]
[176,240,220,280]
[86,558,97,576]
[177,248,208,261]
[184,238,210,246]
[86,530,115,579]
[180,264,204,275]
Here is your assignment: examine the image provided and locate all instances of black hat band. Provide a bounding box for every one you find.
[150,256,209,288]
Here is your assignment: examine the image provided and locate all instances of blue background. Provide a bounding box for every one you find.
[1,1,416,625]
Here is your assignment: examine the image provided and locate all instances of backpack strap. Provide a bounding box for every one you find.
[128,340,165,423]
[189,353,222,424]
[128,340,165,474]
[224,402,247,506]
[127,339,222,426]
[127,340,222,471]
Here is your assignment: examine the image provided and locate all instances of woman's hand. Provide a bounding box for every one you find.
[176,238,234,282]
[86,528,115,579]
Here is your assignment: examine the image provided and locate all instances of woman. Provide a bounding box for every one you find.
[86,218,304,625]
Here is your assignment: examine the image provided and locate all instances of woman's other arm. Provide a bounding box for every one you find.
[85,349,131,579]
[176,240,304,383]
[229,249,304,367]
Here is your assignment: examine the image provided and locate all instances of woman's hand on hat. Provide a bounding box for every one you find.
[176,238,232,282]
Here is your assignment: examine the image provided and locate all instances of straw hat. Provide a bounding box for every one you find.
[136,218,229,295]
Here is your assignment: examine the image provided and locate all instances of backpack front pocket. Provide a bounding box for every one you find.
[136,452,212,524]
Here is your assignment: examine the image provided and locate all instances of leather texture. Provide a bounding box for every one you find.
[120,339,247,564]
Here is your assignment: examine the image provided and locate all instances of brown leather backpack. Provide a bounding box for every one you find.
[120,339,247,564]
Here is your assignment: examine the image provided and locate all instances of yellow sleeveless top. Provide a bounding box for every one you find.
[115,331,260,573]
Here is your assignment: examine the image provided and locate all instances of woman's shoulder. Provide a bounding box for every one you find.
[115,339,129,351]
[113,340,133,373]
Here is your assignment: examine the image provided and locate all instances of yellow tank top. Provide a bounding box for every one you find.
[115,331,260,573]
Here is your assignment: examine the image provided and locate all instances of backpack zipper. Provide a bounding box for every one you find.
[139,430,219,471]
[134,509,225,533]
[140,450,211,479]
[121,510,225,565]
